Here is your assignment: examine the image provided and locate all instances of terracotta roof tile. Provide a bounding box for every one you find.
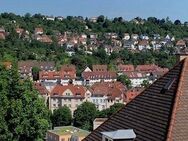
[92,65,108,72]
[135,64,159,72]
[83,58,186,141]
[34,82,49,95]
[117,64,135,72]
[50,84,86,97]
[176,39,186,47]
[91,82,127,100]
[82,71,117,80]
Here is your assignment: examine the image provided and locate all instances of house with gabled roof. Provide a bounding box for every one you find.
[176,39,186,48]
[82,65,117,86]
[49,84,88,114]
[123,33,130,40]
[131,34,139,40]
[123,71,148,87]
[39,64,77,85]
[34,27,44,35]
[90,82,127,111]
[117,64,134,73]
[83,53,188,141]
[36,35,53,44]
[18,60,55,79]
[125,87,144,103]
[34,82,49,106]
[138,39,150,50]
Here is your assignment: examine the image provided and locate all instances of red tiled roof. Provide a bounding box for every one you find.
[50,84,86,97]
[117,64,135,72]
[91,82,127,100]
[126,87,145,103]
[83,58,188,141]
[35,27,43,33]
[38,35,53,43]
[92,65,108,72]
[82,71,117,80]
[176,39,186,47]
[135,64,158,72]
[123,71,147,78]
[167,58,188,140]
[18,61,55,73]
[39,65,76,80]
[39,71,61,80]
[34,82,49,95]
[2,61,12,68]
[16,28,24,34]
[61,64,75,72]
[138,39,149,46]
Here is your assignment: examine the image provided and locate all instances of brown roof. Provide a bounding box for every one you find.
[117,64,135,72]
[35,27,43,34]
[50,84,86,98]
[83,58,188,141]
[2,61,12,69]
[135,64,158,72]
[34,82,49,95]
[92,65,108,72]
[176,39,186,47]
[39,71,61,80]
[123,71,147,78]
[125,87,145,103]
[16,28,24,34]
[91,82,127,100]
[82,71,117,80]
[18,61,55,73]
[38,35,53,43]
[39,65,76,80]
[138,40,149,46]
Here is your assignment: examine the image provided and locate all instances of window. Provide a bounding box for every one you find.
[66,93,70,96]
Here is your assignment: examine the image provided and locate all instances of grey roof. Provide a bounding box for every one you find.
[101,129,136,139]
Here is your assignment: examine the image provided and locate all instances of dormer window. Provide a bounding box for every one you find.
[101,129,136,141]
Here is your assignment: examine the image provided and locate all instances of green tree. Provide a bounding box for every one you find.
[0,65,50,141]
[32,66,41,81]
[97,15,105,23]
[117,75,132,89]
[141,80,150,88]
[73,102,97,131]
[97,103,124,118]
[52,106,72,127]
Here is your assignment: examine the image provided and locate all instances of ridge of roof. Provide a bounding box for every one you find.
[83,58,185,141]
[167,57,188,140]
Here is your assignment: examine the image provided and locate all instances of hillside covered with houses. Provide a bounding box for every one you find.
[1,13,188,71]
[1,12,188,139]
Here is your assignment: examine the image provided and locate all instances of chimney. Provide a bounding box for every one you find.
[175,49,188,62]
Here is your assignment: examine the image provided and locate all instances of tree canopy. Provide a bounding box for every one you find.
[51,106,72,127]
[73,102,98,131]
[97,103,125,118]
[117,75,132,89]
[0,65,51,141]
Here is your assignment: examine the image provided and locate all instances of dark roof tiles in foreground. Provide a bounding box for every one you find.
[83,58,188,141]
